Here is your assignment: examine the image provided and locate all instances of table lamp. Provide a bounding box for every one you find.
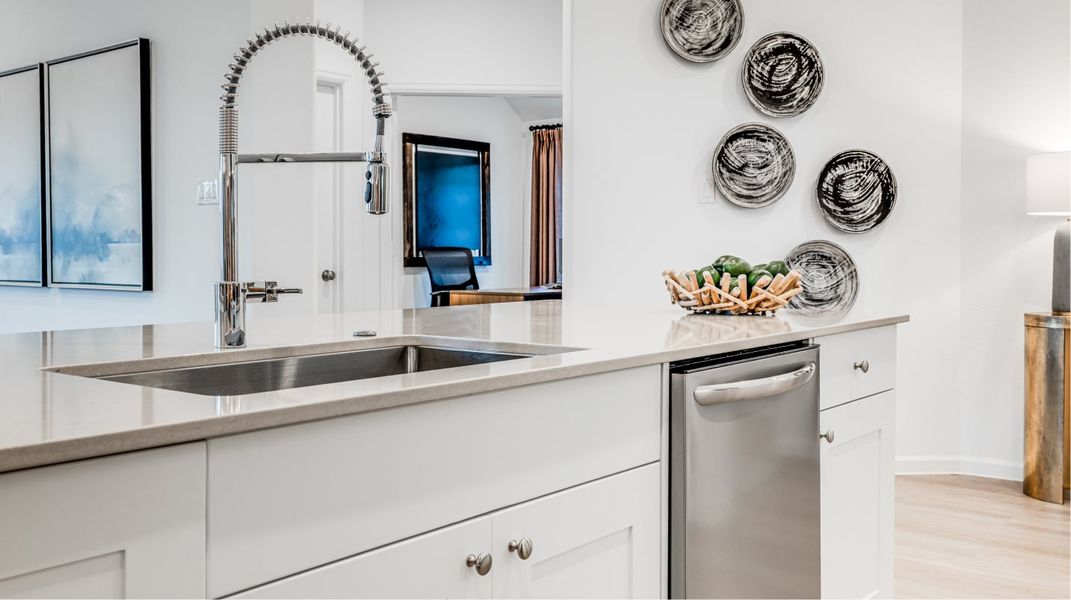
[1027,152,1071,313]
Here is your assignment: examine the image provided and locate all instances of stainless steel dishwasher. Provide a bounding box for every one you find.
[670,342,820,599]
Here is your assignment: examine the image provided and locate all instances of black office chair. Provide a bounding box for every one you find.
[422,247,479,307]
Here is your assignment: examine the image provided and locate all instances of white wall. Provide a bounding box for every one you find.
[363,0,562,93]
[0,0,562,332]
[393,95,528,307]
[566,0,966,462]
[958,0,1071,478]
[0,0,252,333]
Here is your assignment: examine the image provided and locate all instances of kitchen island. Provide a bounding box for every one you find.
[0,301,907,598]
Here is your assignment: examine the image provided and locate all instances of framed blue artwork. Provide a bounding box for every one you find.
[402,133,491,268]
[46,39,152,291]
[0,64,46,287]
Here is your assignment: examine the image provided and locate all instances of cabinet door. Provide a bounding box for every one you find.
[235,516,493,599]
[820,391,895,599]
[492,463,660,599]
[0,443,206,599]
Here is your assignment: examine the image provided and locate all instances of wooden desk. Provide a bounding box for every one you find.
[449,286,562,306]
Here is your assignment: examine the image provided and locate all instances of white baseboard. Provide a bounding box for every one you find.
[958,456,1023,481]
[896,455,962,475]
[896,455,1023,481]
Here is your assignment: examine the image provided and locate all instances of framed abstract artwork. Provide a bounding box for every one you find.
[0,64,46,287]
[46,39,152,290]
[402,133,491,268]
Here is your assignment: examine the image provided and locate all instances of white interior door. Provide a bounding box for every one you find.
[313,82,343,314]
[314,75,393,314]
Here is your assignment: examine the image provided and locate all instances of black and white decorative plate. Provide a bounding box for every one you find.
[712,123,795,208]
[816,150,897,233]
[786,240,859,316]
[742,32,824,117]
[660,0,744,63]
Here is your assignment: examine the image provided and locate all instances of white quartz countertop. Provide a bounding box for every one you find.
[0,301,907,473]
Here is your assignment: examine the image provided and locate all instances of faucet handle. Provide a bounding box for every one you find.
[246,281,303,303]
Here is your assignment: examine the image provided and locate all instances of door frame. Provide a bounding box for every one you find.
[388,83,563,307]
[314,75,344,314]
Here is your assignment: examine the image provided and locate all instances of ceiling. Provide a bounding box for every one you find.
[505,96,563,122]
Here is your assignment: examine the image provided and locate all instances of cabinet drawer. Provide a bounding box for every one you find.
[817,327,896,410]
[234,516,493,599]
[207,366,661,597]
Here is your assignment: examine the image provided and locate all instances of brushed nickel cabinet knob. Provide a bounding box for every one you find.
[820,430,835,444]
[853,360,870,373]
[508,537,534,560]
[465,553,492,576]
[321,269,336,282]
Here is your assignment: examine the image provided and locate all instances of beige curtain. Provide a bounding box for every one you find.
[530,127,563,287]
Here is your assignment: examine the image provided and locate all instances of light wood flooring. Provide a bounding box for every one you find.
[895,475,1070,599]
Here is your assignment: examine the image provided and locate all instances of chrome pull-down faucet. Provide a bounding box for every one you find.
[214,20,392,348]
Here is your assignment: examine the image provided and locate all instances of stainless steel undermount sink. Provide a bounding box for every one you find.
[87,345,543,396]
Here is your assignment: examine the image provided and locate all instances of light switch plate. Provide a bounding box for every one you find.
[197,180,219,205]
[698,180,717,204]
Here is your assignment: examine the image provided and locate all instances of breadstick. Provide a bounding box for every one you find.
[778,286,803,303]
[668,277,697,302]
[753,286,789,308]
[687,270,700,293]
[699,284,711,305]
[701,272,718,306]
[776,270,801,294]
[663,272,680,303]
[720,272,731,294]
[748,275,772,300]
[674,271,692,292]
[710,284,748,309]
[768,273,785,294]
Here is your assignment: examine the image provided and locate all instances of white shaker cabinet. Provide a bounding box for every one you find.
[207,365,661,596]
[492,463,660,599]
[818,327,897,599]
[236,464,660,599]
[0,443,207,599]
[820,390,896,599]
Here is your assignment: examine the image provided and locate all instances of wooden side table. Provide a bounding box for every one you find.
[1023,312,1071,503]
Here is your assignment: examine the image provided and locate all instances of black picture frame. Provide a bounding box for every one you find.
[402,133,491,268]
[0,63,47,287]
[45,38,152,291]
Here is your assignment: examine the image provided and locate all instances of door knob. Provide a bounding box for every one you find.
[853,360,870,373]
[819,430,835,444]
[465,553,492,576]
[508,537,534,560]
[321,269,336,282]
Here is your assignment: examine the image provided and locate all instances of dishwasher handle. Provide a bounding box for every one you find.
[693,362,816,406]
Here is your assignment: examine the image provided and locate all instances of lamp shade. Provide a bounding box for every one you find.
[1026,151,1071,216]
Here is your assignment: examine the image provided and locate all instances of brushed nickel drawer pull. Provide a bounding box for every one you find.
[820,430,835,444]
[853,360,870,373]
[465,553,492,575]
[508,537,534,560]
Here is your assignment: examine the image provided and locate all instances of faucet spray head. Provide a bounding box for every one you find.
[365,162,389,215]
